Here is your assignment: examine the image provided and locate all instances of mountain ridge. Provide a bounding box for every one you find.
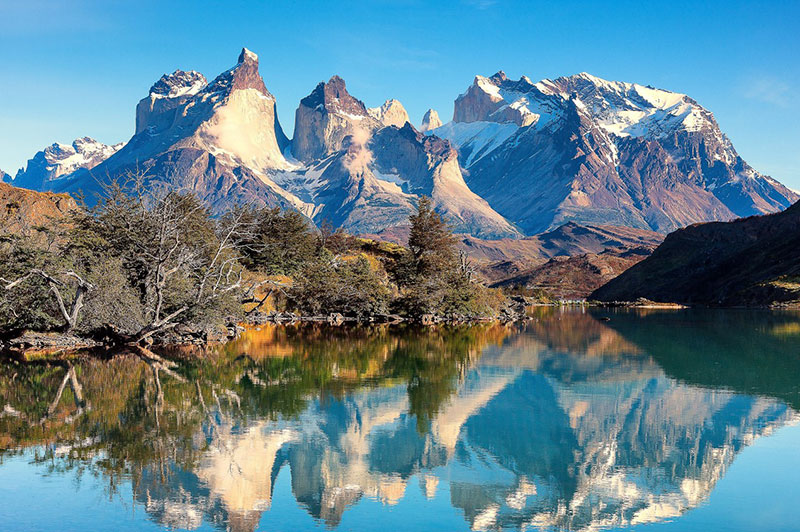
[8,48,796,243]
[592,200,800,305]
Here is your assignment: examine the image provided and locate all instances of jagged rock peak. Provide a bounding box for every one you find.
[300,75,368,116]
[489,70,507,83]
[0,169,11,184]
[238,47,258,64]
[420,109,443,132]
[454,71,539,126]
[204,47,270,97]
[149,70,207,99]
[368,99,410,128]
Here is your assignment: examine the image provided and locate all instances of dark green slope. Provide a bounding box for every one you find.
[592,201,800,306]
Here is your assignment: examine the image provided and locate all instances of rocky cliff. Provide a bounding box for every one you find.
[292,76,383,163]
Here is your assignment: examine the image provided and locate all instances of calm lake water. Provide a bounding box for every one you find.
[1,309,799,532]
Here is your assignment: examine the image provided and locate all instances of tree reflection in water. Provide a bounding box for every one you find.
[1,310,798,532]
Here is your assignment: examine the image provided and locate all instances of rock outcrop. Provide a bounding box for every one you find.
[367,99,410,128]
[419,108,443,132]
[0,182,78,235]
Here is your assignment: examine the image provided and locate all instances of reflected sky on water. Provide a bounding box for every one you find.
[1,308,799,531]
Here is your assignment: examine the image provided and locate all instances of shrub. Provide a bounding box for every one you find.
[288,256,391,318]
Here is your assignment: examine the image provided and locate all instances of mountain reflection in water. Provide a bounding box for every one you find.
[1,309,799,532]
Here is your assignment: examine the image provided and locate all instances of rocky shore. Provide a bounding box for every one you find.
[0,295,538,357]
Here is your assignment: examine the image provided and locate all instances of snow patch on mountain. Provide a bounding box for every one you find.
[430,121,519,166]
[149,70,207,99]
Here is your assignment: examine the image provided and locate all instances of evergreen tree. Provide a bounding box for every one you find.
[394,196,502,319]
[406,196,458,280]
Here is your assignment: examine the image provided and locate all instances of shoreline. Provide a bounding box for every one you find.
[3,301,798,360]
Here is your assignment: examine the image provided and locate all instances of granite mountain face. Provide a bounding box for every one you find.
[433,71,797,234]
[10,48,797,240]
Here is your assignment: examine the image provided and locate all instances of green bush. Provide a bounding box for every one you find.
[288,256,391,318]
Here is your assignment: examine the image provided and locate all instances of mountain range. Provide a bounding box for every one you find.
[8,47,798,240]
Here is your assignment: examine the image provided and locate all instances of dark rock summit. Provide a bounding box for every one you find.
[206,47,271,96]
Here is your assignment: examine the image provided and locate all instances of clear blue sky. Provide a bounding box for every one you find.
[2,0,798,189]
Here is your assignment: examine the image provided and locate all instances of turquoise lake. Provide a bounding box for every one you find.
[1,309,799,531]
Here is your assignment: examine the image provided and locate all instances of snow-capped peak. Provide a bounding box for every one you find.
[553,72,716,138]
[149,70,207,99]
[239,47,258,63]
[454,70,717,140]
[43,137,123,177]
[13,137,124,188]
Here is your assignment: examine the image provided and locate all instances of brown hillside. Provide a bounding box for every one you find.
[0,182,78,236]
[492,247,652,299]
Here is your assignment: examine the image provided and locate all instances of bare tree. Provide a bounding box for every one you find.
[458,251,476,283]
[88,173,252,344]
[1,269,93,332]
